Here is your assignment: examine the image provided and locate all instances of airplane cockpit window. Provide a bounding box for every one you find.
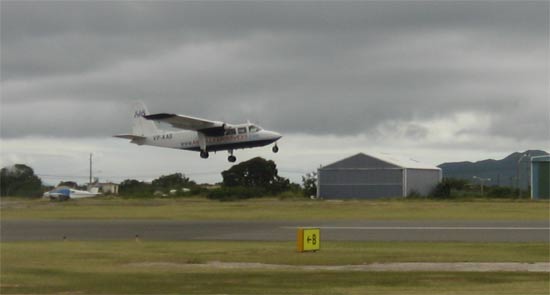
[237,127,247,134]
[248,125,261,133]
[225,128,236,135]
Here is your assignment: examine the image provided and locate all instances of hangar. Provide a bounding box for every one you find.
[531,155,549,200]
[317,153,441,199]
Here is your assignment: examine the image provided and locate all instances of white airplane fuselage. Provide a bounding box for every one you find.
[44,187,99,201]
[133,124,281,153]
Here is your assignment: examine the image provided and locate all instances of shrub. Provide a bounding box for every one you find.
[118,179,154,197]
[407,190,425,199]
[430,181,452,199]
[275,190,307,200]
[485,186,522,199]
[206,186,266,201]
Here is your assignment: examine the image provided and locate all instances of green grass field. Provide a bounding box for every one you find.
[2,198,548,294]
[2,241,549,294]
[2,197,549,220]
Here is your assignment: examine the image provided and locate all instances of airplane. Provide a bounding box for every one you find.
[43,187,100,201]
[114,102,282,162]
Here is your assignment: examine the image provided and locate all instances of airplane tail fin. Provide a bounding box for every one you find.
[132,101,160,136]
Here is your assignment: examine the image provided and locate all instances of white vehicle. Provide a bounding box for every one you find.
[115,102,282,162]
[43,187,100,201]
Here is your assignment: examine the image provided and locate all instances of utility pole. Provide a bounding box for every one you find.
[473,176,491,195]
[89,153,93,185]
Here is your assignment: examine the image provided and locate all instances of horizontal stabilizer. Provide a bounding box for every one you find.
[113,134,146,145]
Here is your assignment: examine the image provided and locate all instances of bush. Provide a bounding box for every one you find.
[275,189,308,200]
[485,186,523,199]
[430,178,469,199]
[407,190,425,199]
[430,181,452,199]
[152,173,196,191]
[430,177,530,200]
[118,179,154,197]
[189,186,208,196]
[206,186,266,201]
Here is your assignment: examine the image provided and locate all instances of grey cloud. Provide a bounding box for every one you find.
[2,1,546,79]
[0,100,129,138]
[1,1,548,143]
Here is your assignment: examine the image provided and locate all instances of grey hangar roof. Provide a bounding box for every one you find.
[320,153,441,170]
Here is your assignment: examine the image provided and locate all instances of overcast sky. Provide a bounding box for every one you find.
[1,1,548,185]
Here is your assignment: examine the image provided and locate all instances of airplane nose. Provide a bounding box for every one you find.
[272,131,282,140]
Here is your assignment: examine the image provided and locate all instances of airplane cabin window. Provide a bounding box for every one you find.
[248,125,260,133]
[226,128,236,135]
[237,127,247,134]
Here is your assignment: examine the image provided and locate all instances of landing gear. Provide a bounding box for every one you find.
[200,151,209,159]
[228,150,236,162]
[272,144,279,153]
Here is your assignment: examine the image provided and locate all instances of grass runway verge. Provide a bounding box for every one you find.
[1,241,549,294]
[2,197,549,220]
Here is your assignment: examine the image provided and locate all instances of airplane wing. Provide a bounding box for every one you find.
[144,113,227,136]
[144,113,223,130]
[113,134,146,140]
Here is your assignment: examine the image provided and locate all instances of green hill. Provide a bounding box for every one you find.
[438,150,548,189]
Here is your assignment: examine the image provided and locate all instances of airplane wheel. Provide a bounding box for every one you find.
[200,151,209,159]
[272,145,279,153]
[228,155,237,163]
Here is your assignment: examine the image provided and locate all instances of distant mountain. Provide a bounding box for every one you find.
[438,150,549,189]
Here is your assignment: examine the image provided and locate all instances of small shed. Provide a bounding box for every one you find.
[317,153,441,199]
[531,155,549,200]
[89,182,119,195]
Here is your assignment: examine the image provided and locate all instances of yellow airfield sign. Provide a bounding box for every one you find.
[297,228,320,252]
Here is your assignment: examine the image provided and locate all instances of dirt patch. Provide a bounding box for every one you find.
[128,262,550,272]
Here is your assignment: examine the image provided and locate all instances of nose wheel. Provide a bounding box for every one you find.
[200,151,209,159]
[227,150,237,162]
[272,145,279,153]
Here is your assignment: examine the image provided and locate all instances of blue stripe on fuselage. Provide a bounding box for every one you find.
[182,139,277,152]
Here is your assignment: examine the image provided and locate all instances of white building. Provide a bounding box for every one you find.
[88,182,119,195]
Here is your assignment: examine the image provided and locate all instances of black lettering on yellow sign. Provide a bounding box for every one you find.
[297,228,320,252]
[306,234,317,245]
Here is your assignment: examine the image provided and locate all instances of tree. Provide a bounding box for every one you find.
[0,164,43,197]
[221,157,289,194]
[302,172,317,197]
[152,173,196,191]
[57,181,78,188]
[118,179,153,196]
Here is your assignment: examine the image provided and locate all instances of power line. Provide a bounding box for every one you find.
[36,171,223,179]
[36,168,309,182]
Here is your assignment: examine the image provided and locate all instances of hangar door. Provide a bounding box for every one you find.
[318,168,403,199]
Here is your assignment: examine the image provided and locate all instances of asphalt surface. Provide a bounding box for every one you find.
[2,220,548,242]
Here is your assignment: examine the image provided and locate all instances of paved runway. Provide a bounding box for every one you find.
[2,220,548,242]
